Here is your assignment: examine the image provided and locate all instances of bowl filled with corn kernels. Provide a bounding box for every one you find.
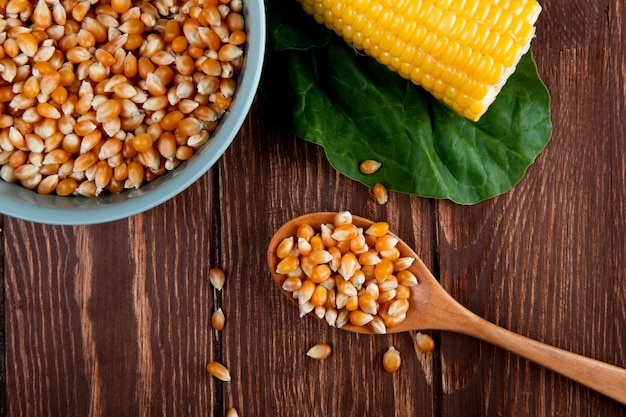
[0,0,265,225]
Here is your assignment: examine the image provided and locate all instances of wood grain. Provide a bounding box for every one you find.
[2,178,219,416]
[1,0,625,415]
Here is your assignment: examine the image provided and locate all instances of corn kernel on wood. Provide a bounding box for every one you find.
[383,346,401,372]
[415,332,436,352]
[306,342,332,360]
[209,267,226,291]
[297,0,542,121]
[211,307,225,331]
[373,183,389,205]
[0,0,248,197]
[206,361,231,381]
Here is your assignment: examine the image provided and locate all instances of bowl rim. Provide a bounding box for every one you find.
[0,0,267,226]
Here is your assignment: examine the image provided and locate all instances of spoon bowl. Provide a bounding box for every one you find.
[268,212,626,404]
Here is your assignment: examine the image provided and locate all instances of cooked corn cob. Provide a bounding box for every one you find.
[297,0,542,121]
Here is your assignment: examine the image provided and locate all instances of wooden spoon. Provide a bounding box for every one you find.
[267,212,626,405]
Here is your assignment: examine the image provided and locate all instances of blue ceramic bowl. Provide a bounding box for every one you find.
[0,0,266,225]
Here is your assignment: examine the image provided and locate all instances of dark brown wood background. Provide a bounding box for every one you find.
[1,0,625,415]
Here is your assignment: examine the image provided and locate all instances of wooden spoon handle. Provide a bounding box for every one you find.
[458,312,626,404]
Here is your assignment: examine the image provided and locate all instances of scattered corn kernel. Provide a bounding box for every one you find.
[209,267,226,291]
[226,408,239,417]
[206,361,231,381]
[359,159,382,175]
[383,346,401,373]
[306,342,332,360]
[415,333,436,352]
[211,308,225,331]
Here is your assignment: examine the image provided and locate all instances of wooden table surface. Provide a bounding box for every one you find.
[1,0,625,416]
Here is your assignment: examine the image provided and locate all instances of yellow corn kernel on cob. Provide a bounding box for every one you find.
[297,0,542,121]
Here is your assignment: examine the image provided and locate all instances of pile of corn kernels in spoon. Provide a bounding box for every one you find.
[0,0,246,196]
[274,211,419,335]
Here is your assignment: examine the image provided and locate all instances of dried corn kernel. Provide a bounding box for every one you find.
[387,298,410,317]
[358,293,378,315]
[206,361,231,381]
[358,251,381,266]
[331,223,359,241]
[383,346,401,372]
[209,267,226,291]
[365,221,389,237]
[375,235,398,252]
[278,255,301,275]
[338,252,359,280]
[297,279,316,305]
[288,241,305,263]
[349,310,374,326]
[282,276,303,292]
[359,159,382,174]
[297,223,315,241]
[374,258,394,281]
[393,257,415,271]
[370,316,387,335]
[211,308,225,331]
[415,333,436,352]
[310,235,325,251]
[345,295,359,311]
[395,284,411,300]
[311,284,329,306]
[306,342,332,360]
[276,236,295,259]
[373,183,389,205]
[310,264,331,284]
[383,312,407,329]
[333,210,352,226]
[298,300,315,318]
[309,249,334,264]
